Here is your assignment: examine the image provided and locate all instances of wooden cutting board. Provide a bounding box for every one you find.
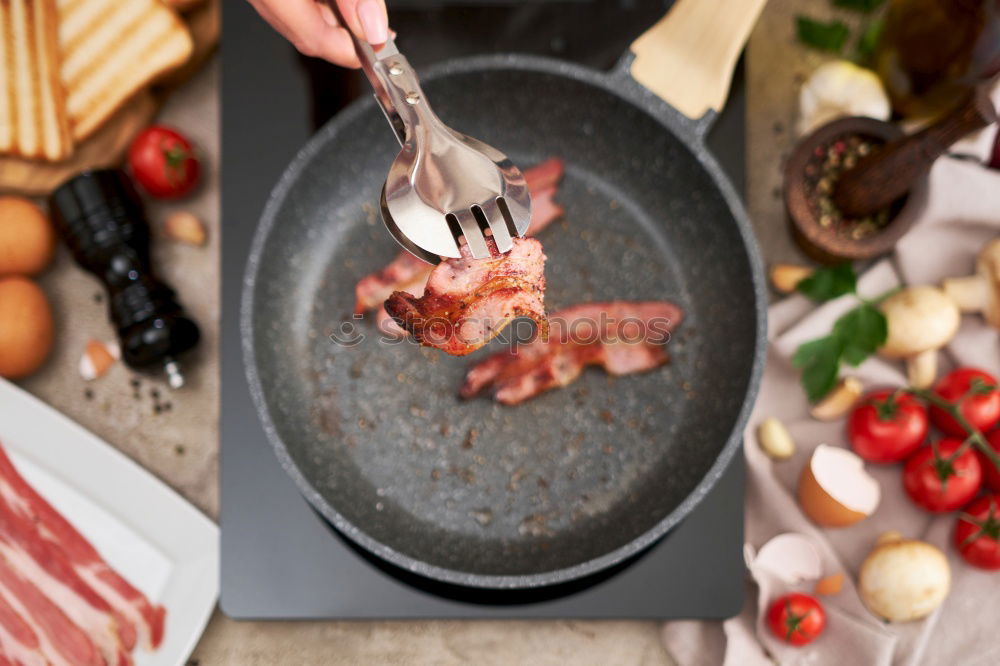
[0,0,219,196]
[745,0,868,267]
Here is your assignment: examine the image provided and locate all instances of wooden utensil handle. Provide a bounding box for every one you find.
[833,88,998,217]
[629,0,768,120]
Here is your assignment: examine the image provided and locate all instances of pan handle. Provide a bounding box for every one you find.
[625,0,767,135]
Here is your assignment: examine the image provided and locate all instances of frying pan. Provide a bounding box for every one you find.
[242,0,768,588]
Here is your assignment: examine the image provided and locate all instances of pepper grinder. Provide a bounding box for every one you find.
[50,169,200,388]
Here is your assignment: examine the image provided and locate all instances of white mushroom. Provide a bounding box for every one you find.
[798,60,891,136]
[942,238,1000,328]
[879,286,960,388]
[858,532,950,623]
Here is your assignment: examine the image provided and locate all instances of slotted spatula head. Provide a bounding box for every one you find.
[381,123,531,263]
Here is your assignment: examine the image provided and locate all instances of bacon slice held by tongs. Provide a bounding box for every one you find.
[384,237,548,356]
[354,158,565,318]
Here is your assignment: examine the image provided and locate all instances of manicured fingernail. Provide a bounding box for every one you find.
[358,0,388,44]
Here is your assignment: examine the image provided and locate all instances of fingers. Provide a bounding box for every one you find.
[338,0,389,45]
[246,0,361,68]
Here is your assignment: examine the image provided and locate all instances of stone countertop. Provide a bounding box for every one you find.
[17,0,834,659]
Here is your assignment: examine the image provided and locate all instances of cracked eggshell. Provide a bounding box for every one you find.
[798,444,881,527]
[79,339,120,381]
[752,533,823,584]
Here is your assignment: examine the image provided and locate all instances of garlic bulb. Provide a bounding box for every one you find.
[798,61,891,136]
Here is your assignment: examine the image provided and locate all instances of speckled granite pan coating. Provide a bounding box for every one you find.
[242,54,766,589]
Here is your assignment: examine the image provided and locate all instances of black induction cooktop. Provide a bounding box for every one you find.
[220,0,746,618]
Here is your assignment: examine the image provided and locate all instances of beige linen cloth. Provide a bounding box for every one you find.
[662,96,1000,666]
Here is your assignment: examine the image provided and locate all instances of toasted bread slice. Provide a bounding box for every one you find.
[0,0,73,161]
[58,0,193,141]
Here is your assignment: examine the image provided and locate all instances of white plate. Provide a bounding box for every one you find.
[0,379,218,666]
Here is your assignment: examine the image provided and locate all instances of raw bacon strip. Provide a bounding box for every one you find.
[461,301,683,405]
[385,237,547,356]
[0,492,131,665]
[354,158,565,315]
[0,446,165,650]
[0,598,46,666]
[0,554,102,666]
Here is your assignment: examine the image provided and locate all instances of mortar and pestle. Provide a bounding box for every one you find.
[785,86,998,263]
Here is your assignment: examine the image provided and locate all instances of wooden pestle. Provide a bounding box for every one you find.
[833,87,997,218]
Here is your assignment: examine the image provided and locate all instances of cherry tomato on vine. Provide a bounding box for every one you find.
[766,593,826,646]
[128,125,200,199]
[848,389,928,463]
[903,439,982,512]
[954,494,1000,569]
[930,368,1000,438]
[982,429,1000,492]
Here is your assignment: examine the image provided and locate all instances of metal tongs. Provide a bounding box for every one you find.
[326,4,532,263]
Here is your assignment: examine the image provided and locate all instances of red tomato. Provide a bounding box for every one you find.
[848,389,928,463]
[982,429,1000,492]
[766,593,826,646]
[930,368,1000,438]
[903,439,982,512]
[128,126,200,199]
[954,494,1000,569]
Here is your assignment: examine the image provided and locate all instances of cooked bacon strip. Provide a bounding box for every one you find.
[0,490,132,665]
[353,251,428,316]
[523,157,564,193]
[385,237,547,356]
[0,446,165,651]
[526,188,564,236]
[461,301,683,405]
[354,158,565,316]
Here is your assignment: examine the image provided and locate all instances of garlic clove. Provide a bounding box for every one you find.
[163,211,207,246]
[810,376,862,421]
[757,417,796,459]
[769,264,814,294]
[798,61,891,136]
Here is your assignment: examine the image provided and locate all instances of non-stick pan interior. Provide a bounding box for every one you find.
[245,61,761,586]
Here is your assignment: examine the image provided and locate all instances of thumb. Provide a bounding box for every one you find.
[335,0,389,45]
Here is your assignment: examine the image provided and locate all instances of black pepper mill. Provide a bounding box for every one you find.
[50,169,200,388]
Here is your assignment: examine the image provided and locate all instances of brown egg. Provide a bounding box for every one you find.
[0,196,56,276]
[0,277,54,378]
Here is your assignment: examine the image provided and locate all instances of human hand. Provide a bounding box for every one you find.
[246,0,389,68]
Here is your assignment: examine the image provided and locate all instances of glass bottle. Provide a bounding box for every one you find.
[875,0,1000,118]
